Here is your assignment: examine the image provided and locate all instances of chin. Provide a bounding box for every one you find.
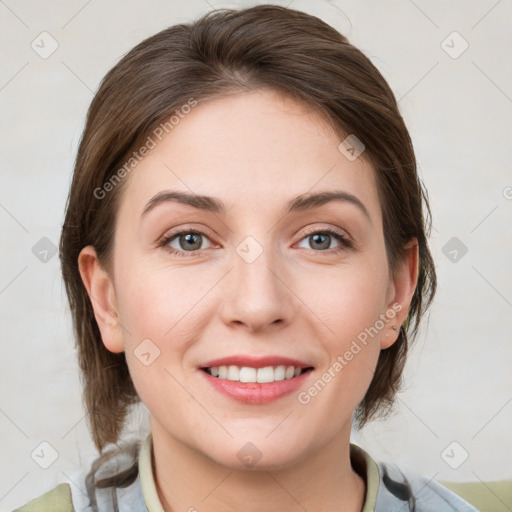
[200,433,314,472]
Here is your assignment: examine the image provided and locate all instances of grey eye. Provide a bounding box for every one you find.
[168,232,212,251]
[297,232,341,251]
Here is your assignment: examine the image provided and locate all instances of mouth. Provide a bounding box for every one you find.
[199,356,314,404]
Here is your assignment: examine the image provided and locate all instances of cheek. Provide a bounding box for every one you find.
[113,260,218,401]
[116,267,202,417]
[296,257,390,404]
[306,257,390,341]
[115,260,213,346]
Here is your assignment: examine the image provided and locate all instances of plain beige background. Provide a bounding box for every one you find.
[1,0,511,509]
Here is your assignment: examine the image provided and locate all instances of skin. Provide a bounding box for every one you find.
[79,88,418,511]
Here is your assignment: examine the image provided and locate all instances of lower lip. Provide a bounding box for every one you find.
[200,369,312,404]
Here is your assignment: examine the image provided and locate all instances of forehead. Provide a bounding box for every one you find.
[117,89,381,222]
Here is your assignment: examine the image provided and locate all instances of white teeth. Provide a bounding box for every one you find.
[239,366,257,383]
[274,365,286,381]
[257,366,274,383]
[227,365,240,381]
[207,364,307,383]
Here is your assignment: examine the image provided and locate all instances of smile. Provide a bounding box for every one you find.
[199,356,314,404]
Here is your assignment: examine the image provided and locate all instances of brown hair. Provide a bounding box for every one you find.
[60,3,436,468]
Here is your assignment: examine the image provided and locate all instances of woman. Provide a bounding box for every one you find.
[15,5,478,511]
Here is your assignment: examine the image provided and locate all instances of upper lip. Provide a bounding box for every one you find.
[200,355,313,369]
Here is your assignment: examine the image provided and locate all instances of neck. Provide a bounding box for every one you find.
[150,418,366,512]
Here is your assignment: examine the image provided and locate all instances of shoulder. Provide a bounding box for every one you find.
[350,443,481,511]
[12,483,77,512]
[12,472,146,512]
[376,461,481,511]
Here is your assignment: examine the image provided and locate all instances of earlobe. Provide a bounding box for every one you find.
[381,239,419,349]
[78,246,125,353]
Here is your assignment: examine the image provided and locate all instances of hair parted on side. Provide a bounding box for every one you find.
[60,4,436,460]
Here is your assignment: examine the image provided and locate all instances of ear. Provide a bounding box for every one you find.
[78,245,125,353]
[381,239,419,349]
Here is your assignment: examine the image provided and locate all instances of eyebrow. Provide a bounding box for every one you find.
[140,189,370,221]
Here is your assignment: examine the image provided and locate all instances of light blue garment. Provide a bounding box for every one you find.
[69,465,480,511]
[69,475,148,512]
[18,436,480,511]
[372,461,480,511]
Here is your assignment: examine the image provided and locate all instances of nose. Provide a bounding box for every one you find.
[219,239,294,334]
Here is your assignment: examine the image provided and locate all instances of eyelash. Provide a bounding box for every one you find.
[159,226,353,257]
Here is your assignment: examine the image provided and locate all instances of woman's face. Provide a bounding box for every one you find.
[81,88,415,470]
